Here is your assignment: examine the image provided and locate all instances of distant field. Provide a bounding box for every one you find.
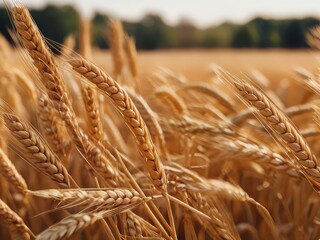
[96,49,319,83]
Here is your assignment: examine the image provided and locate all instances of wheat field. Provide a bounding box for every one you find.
[0,4,320,240]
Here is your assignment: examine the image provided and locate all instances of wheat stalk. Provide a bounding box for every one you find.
[81,85,104,141]
[122,212,143,237]
[38,94,71,163]
[161,115,235,137]
[0,198,33,240]
[29,188,145,210]
[78,130,118,183]
[61,34,75,58]
[188,104,231,122]
[307,25,320,50]
[79,18,92,59]
[154,86,188,115]
[209,135,301,178]
[11,7,95,167]
[3,113,71,188]
[108,19,124,78]
[188,192,240,240]
[68,58,166,191]
[11,6,73,115]
[219,70,320,192]
[177,83,236,112]
[12,68,37,99]
[126,87,169,159]
[124,35,138,79]
[0,148,28,196]
[35,212,105,240]
[68,58,177,239]
[232,103,315,125]
[11,6,91,162]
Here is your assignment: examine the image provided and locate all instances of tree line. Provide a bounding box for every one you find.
[0,5,319,50]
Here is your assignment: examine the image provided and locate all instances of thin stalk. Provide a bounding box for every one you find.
[116,152,171,240]
[164,193,177,240]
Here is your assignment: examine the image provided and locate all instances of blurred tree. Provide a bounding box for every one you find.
[281,20,305,48]
[200,32,220,48]
[0,8,12,43]
[0,6,319,49]
[232,26,255,48]
[251,17,274,48]
[30,5,80,52]
[175,19,198,48]
[134,14,173,49]
[92,13,108,49]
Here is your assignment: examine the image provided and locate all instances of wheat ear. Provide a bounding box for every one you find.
[307,25,320,50]
[3,113,71,188]
[38,94,71,163]
[154,86,188,115]
[0,148,28,196]
[81,85,104,141]
[61,34,75,58]
[12,7,118,182]
[187,192,240,240]
[0,198,33,240]
[69,58,166,191]
[126,87,169,160]
[79,18,92,59]
[220,71,320,191]
[124,35,138,79]
[11,6,73,114]
[69,58,177,239]
[11,7,84,159]
[12,68,37,99]
[108,19,124,78]
[178,83,236,112]
[29,188,145,210]
[185,180,279,238]
[35,212,105,240]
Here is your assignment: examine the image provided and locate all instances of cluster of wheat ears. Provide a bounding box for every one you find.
[0,4,320,240]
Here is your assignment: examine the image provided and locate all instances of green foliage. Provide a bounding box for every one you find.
[0,8,13,43]
[0,5,319,49]
[280,20,306,48]
[232,26,255,48]
[92,13,108,49]
[175,19,199,48]
[130,14,174,49]
[30,5,80,51]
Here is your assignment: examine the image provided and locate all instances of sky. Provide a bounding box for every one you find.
[16,0,320,27]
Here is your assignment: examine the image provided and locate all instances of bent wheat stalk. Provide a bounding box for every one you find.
[3,113,71,188]
[177,83,236,112]
[69,58,177,239]
[29,188,145,210]
[126,87,169,160]
[35,212,105,240]
[219,70,320,192]
[11,6,102,174]
[11,7,109,179]
[11,6,72,115]
[69,58,166,191]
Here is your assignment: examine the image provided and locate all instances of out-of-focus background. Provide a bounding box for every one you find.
[1,0,320,80]
[2,0,320,49]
